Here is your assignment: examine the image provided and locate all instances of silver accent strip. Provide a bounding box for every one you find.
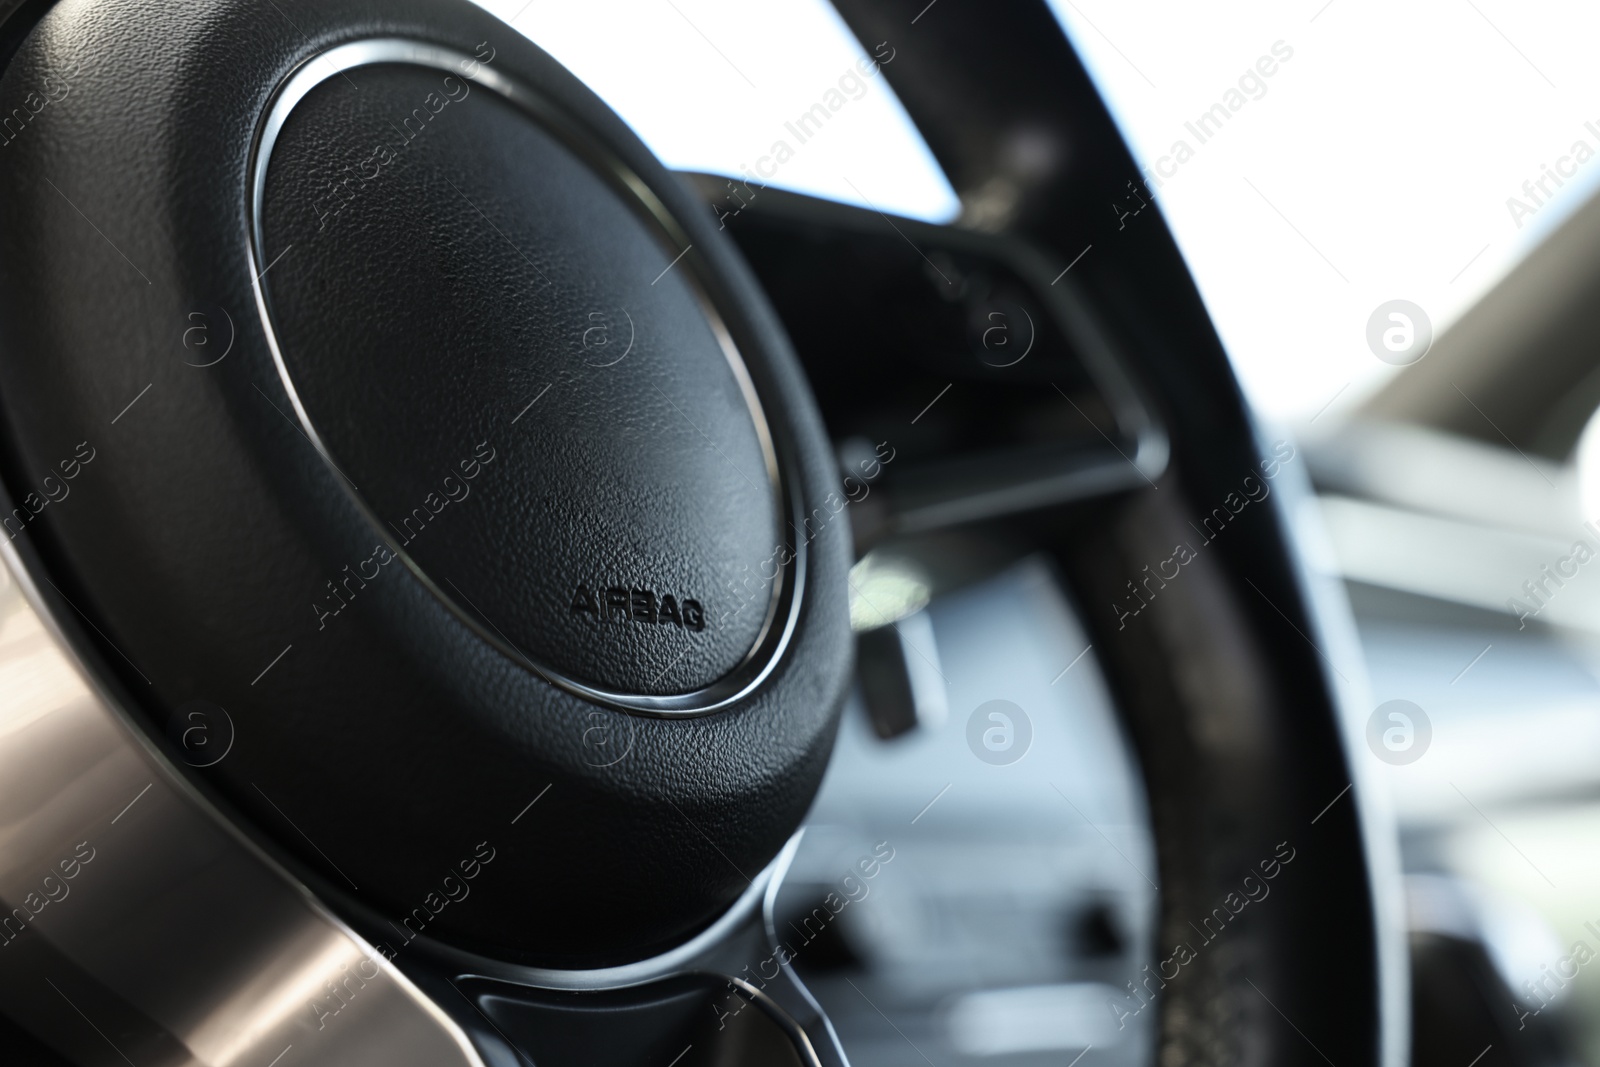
[246,39,801,717]
[1265,425,1410,1067]
[426,832,848,1067]
[434,835,799,993]
[0,539,487,1067]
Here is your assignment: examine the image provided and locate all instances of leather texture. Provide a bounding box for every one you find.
[0,0,851,967]
[261,62,779,696]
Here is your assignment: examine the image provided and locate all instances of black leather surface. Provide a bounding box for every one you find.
[262,62,780,695]
[0,0,851,966]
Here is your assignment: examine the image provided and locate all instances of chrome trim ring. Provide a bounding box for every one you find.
[246,39,803,717]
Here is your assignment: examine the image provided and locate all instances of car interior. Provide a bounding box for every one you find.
[0,1,1592,1066]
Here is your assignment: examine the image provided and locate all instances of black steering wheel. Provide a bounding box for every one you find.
[0,1,1402,1064]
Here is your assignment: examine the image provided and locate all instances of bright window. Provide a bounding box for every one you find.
[469,0,961,222]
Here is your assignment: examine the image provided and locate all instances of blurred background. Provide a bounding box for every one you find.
[472,1,1600,1063]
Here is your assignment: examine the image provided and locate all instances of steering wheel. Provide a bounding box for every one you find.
[0,0,1403,1064]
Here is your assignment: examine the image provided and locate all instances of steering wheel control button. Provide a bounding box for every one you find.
[1366,699,1432,764]
[256,53,788,701]
[1366,299,1433,366]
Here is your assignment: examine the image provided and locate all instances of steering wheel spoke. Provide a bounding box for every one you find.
[397,835,849,1067]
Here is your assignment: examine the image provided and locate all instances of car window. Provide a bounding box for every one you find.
[466,0,961,222]
[1048,0,1600,423]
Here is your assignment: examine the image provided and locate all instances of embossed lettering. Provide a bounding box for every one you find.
[570,584,706,634]
[658,594,682,628]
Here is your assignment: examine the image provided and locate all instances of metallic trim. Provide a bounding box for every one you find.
[1264,423,1411,1067]
[423,834,800,993]
[245,39,801,718]
[0,538,488,1067]
[420,832,846,1067]
[0,526,837,1064]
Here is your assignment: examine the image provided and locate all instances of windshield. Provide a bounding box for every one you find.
[1050,0,1600,423]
